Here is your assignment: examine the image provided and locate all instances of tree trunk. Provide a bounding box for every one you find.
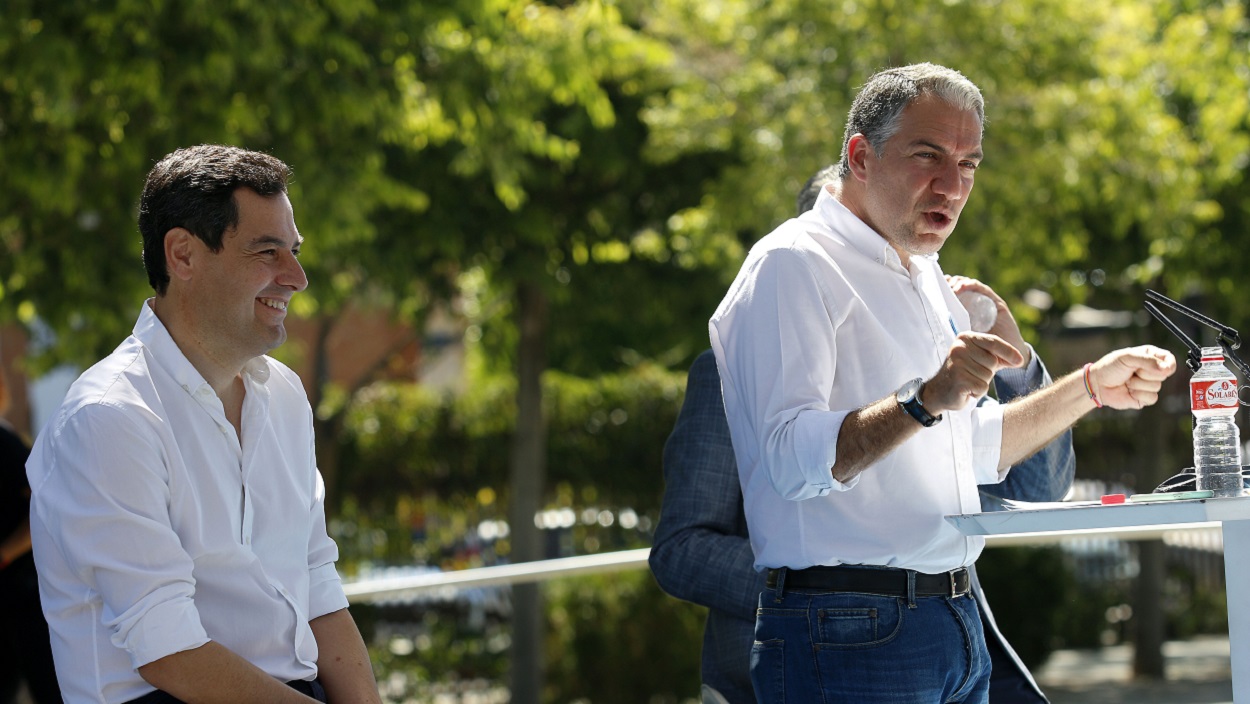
[310,315,340,520]
[509,280,549,703]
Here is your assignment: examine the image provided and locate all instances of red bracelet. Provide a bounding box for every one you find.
[1083,363,1102,408]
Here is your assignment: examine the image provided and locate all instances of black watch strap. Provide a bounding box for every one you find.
[897,378,943,427]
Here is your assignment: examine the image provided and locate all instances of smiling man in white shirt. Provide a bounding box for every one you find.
[26,145,382,704]
[710,64,1177,703]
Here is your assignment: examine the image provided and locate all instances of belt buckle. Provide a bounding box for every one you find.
[950,568,970,596]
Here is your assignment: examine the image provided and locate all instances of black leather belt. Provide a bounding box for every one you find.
[766,565,971,598]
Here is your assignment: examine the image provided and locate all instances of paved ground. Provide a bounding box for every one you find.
[1035,635,1233,703]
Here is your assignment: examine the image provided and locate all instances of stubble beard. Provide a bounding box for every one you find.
[891,222,945,260]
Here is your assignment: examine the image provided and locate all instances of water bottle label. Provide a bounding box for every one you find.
[1192,378,1239,411]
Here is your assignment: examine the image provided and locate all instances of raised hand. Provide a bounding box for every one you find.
[946,275,1031,366]
[923,332,1026,414]
[1086,345,1178,409]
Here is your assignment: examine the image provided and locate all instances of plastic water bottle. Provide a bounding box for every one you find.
[957,290,998,333]
[1190,346,1244,497]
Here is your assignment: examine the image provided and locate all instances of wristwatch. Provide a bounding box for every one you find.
[896,377,942,427]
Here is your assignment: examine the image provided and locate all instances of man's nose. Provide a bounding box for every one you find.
[280,251,308,292]
[931,161,968,201]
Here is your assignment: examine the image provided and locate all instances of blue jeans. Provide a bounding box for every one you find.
[750,578,991,703]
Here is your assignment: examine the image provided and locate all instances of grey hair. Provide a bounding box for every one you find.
[835,63,984,179]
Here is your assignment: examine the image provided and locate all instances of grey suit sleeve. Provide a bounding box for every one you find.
[649,350,767,619]
[979,348,1077,509]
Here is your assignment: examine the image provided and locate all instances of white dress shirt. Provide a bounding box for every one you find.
[709,188,1008,574]
[27,301,348,704]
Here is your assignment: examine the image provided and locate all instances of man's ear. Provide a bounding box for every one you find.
[164,228,199,283]
[846,134,874,182]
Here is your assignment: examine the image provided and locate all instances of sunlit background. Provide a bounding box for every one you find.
[2,0,1249,701]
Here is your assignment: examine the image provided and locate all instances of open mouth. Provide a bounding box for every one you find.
[259,298,288,311]
[924,211,952,229]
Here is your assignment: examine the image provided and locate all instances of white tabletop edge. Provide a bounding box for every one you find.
[946,495,1250,536]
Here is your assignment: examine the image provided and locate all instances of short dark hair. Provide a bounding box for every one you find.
[139,145,291,294]
[835,63,984,180]
[796,164,839,216]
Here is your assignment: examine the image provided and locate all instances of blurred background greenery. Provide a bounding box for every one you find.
[3,0,1249,701]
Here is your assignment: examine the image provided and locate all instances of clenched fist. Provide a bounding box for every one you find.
[1086,345,1177,409]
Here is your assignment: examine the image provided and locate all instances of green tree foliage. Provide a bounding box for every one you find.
[5,0,1250,696]
[337,364,684,516]
[367,6,738,694]
[975,546,1084,668]
[5,0,1249,456]
[544,571,704,703]
[351,599,511,701]
[636,0,1250,331]
[350,571,705,702]
[0,0,426,369]
[336,365,691,700]
[3,3,732,698]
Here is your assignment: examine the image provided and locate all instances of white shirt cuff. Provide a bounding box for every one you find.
[120,598,210,669]
[779,409,858,498]
[971,401,1006,484]
[308,563,349,620]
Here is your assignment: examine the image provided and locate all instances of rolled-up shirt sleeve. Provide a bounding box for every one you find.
[35,405,209,669]
[969,398,1006,485]
[306,468,347,620]
[712,247,854,501]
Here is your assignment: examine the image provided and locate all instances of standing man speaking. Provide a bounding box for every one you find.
[710,64,1176,702]
[27,145,382,703]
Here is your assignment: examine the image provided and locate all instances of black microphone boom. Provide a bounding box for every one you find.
[1145,289,1249,379]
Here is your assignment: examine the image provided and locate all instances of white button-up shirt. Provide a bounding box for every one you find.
[710,188,1007,574]
[27,301,347,704]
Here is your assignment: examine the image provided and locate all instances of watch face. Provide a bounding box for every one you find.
[897,377,941,427]
[897,377,922,403]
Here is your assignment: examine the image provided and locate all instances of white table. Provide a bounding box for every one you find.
[947,495,1250,701]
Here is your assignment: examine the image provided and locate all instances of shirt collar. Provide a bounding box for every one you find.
[242,356,271,384]
[133,299,272,391]
[810,186,939,271]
